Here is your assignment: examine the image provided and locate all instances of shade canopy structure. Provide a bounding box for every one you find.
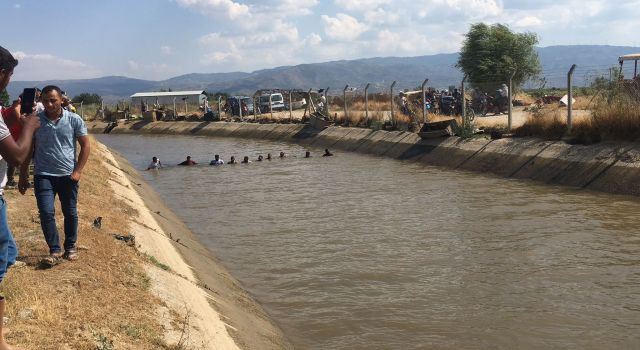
[619,54,640,79]
[131,91,206,107]
[619,53,640,62]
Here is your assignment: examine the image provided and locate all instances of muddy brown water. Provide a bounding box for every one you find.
[97,134,640,350]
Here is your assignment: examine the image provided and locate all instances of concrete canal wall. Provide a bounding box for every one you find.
[89,121,640,197]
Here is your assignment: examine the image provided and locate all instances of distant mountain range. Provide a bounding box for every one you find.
[7,45,639,102]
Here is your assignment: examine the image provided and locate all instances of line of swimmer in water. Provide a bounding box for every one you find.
[146,148,334,170]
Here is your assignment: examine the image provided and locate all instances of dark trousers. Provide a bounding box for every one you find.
[34,175,79,254]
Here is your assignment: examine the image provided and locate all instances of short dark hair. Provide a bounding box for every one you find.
[0,46,18,72]
[42,85,63,96]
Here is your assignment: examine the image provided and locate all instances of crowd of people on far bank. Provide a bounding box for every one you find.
[147,149,333,169]
[0,46,90,349]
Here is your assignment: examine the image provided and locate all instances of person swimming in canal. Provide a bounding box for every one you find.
[209,154,224,165]
[257,155,264,162]
[146,156,162,170]
[228,156,237,164]
[304,151,311,158]
[241,156,251,164]
[178,156,197,166]
[323,148,333,157]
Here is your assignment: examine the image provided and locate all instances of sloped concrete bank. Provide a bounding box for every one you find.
[89,121,640,197]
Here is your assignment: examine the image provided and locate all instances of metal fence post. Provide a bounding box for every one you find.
[421,78,429,123]
[269,94,273,120]
[80,100,84,119]
[508,71,516,131]
[238,96,243,121]
[343,85,349,121]
[567,64,577,132]
[184,98,188,117]
[217,96,221,118]
[253,95,258,121]
[304,88,312,118]
[390,81,396,125]
[174,97,177,119]
[364,83,371,125]
[289,91,293,119]
[461,75,467,122]
[325,87,330,117]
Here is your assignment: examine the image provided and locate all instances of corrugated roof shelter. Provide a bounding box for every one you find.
[130,91,206,107]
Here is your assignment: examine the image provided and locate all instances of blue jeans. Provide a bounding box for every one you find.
[0,196,18,282]
[34,175,79,254]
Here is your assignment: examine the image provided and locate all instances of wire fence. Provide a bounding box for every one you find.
[77,61,638,133]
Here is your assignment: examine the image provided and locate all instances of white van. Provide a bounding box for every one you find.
[258,93,285,112]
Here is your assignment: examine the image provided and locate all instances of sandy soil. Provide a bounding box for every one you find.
[97,142,293,350]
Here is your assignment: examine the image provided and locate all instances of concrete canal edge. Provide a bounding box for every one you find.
[90,120,640,197]
[98,139,295,349]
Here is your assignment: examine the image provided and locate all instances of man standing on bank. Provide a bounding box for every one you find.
[19,85,90,265]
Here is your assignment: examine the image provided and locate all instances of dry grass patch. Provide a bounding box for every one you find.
[1,137,175,349]
[591,99,640,141]
[515,109,568,140]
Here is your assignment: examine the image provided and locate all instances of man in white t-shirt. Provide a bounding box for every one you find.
[209,154,224,165]
[146,156,162,170]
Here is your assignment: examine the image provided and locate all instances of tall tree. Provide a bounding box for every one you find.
[72,93,102,105]
[457,23,541,93]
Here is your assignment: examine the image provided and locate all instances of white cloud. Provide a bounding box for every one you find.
[363,7,401,25]
[200,51,242,65]
[303,33,322,47]
[160,45,173,55]
[334,0,391,12]
[175,0,250,20]
[253,0,318,16]
[9,51,102,80]
[322,13,369,41]
[427,0,502,18]
[161,0,640,75]
[514,16,542,28]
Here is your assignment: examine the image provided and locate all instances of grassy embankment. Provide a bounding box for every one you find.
[515,85,640,143]
[0,137,184,349]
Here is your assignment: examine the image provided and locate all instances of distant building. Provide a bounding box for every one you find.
[130,91,206,107]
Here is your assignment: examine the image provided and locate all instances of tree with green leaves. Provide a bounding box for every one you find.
[457,23,541,93]
[72,92,102,105]
[0,89,9,106]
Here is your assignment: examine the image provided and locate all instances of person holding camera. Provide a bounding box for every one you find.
[0,45,42,350]
[18,85,90,266]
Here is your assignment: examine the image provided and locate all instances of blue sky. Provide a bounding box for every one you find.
[3,0,640,81]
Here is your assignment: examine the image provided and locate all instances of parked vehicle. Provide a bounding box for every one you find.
[258,93,285,112]
[226,96,254,116]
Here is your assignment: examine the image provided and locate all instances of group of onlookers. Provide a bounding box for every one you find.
[0,46,90,349]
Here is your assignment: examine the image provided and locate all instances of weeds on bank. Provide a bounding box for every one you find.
[96,334,114,350]
[515,81,640,143]
[147,253,172,271]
